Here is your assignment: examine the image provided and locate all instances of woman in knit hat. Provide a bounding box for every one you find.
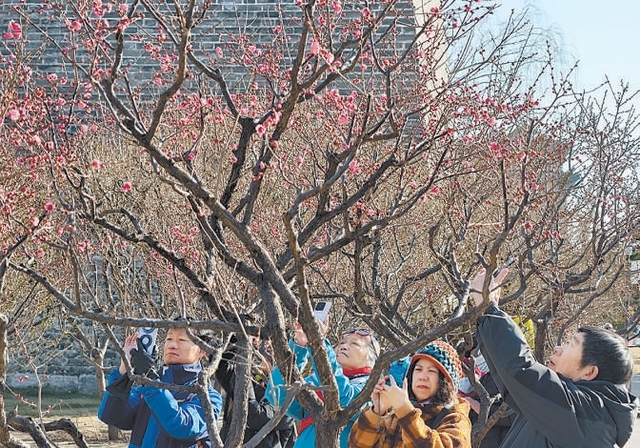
[348,340,472,448]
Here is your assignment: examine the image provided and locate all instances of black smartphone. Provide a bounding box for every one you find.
[138,327,158,355]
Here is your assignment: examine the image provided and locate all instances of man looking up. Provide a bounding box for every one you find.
[471,268,637,447]
[99,326,222,448]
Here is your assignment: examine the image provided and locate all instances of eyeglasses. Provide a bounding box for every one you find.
[344,328,380,359]
[343,328,372,337]
[343,328,374,344]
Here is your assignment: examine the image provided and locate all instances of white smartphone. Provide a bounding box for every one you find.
[137,327,158,355]
[313,301,332,323]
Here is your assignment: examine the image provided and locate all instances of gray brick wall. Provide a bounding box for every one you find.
[1,1,420,90]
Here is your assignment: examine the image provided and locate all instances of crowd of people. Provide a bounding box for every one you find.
[98,269,638,447]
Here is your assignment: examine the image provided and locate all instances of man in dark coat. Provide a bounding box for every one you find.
[471,268,637,448]
[215,333,296,448]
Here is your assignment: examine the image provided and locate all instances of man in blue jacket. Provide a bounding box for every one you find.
[99,326,222,448]
[471,268,637,448]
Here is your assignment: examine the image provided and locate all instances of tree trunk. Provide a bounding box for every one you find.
[314,419,341,448]
[0,313,36,448]
[108,423,124,441]
[534,316,548,362]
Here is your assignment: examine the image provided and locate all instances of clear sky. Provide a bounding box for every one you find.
[491,0,639,94]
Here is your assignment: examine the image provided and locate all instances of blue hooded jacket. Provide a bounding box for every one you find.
[266,340,371,448]
[99,363,222,448]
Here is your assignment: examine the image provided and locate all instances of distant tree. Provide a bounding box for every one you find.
[0,1,638,447]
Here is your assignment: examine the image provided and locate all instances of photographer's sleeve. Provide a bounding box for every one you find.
[141,385,222,440]
[98,369,139,430]
[214,348,236,397]
[475,304,588,445]
[265,340,310,421]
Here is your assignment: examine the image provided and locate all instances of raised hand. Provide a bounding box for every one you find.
[470,268,508,307]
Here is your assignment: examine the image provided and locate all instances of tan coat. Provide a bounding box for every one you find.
[348,397,471,448]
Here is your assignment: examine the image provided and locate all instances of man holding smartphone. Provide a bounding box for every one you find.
[99,325,223,448]
[266,303,380,448]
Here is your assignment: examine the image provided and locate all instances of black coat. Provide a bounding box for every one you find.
[215,348,296,448]
[476,304,637,448]
[468,372,515,448]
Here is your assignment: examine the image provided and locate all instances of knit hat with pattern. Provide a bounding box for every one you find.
[409,340,462,391]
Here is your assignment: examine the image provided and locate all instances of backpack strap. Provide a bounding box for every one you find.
[427,406,452,429]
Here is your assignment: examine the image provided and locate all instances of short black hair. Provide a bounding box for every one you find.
[578,326,633,385]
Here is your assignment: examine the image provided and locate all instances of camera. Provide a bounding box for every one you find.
[138,327,158,355]
[313,301,332,323]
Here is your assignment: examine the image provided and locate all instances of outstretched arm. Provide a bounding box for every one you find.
[472,269,595,446]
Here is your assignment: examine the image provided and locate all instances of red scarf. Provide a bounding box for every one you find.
[343,366,373,378]
[299,367,373,434]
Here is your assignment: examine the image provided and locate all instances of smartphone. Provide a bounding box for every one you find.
[138,327,158,355]
[313,301,332,323]
[493,257,515,278]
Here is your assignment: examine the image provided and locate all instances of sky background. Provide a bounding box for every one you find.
[489,0,639,95]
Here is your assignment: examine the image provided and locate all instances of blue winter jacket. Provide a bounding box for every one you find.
[98,363,222,448]
[266,340,370,448]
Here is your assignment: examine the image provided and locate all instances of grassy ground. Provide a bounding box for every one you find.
[3,386,101,418]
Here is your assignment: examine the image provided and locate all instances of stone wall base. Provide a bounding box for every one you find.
[6,373,97,393]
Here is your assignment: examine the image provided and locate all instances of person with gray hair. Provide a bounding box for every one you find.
[266,324,380,448]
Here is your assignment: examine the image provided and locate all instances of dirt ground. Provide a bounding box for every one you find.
[12,416,128,447]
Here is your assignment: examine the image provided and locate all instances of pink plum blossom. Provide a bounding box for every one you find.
[7,109,20,121]
[3,21,21,40]
[348,160,361,175]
